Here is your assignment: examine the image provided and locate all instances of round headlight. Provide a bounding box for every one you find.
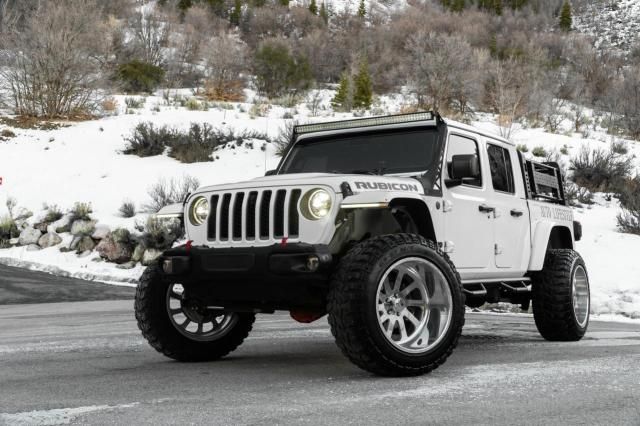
[189,196,209,226]
[304,189,332,220]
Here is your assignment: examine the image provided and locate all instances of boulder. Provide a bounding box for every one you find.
[91,224,111,240]
[69,236,81,251]
[96,233,133,264]
[34,222,49,233]
[75,236,96,253]
[26,244,41,251]
[9,237,20,246]
[131,244,145,263]
[18,227,42,246]
[116,261,137,270]
[70,219,96,236]
[38,232,62,248]
[142,248,162,266]
[50,214,72,234]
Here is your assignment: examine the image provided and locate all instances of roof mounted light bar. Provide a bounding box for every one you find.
[293,112,436,135]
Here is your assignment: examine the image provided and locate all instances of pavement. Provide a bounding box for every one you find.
[0,266,639,425]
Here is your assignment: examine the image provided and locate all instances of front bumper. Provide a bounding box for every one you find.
[159,243,333,311]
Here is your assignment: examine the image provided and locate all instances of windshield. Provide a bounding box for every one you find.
[279,128,442,177]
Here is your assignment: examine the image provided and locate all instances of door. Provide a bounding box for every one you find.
[486,143,530,270]
[442,133,493,270]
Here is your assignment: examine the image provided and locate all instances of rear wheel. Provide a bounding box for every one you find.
[328,234,465,376]
[135,265,255,361]
[532,249,590,341]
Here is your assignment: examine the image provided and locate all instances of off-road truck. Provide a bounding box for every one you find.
[135,112,590,376]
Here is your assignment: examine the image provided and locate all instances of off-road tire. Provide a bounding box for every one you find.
[135,264,255,361]
[532,249,590,341]
[327,234,465,376]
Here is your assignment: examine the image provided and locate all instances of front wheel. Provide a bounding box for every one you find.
[135,264,255,361]
[327,234,465,376]
[532,249,590,341]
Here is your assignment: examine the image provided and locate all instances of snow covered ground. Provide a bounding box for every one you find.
[0,91,639,319]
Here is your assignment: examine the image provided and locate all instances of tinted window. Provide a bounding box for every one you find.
[279,128,441,176]
[446,134,481,187]
[487,144,515,193]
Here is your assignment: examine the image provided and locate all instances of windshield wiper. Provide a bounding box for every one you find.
[349,169,377,175]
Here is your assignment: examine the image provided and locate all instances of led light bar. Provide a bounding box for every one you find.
[293,112,435,135]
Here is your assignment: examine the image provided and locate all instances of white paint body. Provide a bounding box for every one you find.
[181,118,575,282]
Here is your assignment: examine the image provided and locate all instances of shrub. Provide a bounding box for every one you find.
[140,216,183,250]
[531,146,547,157]
[0,216,19,248]
[617,178,640,235]
[145,175,200,212]
[101,97,119,115]
[119,200,136,218]
[611,140,629,155]
[123,122,175,157]
[168,123,217,163]
[1,129,17,139]
[185,98,205,111]
[516,144,528,153]
[43,205,63,223]
[570,147,634,193]
[560,145,570,155]
[125,97,146,109]
[70,202,93,221]
[117,60,165,93]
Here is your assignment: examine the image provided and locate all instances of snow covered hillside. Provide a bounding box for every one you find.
[574,0,640,53]
[0,92,639,320]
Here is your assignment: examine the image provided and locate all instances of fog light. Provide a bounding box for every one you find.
[306,255,320,272]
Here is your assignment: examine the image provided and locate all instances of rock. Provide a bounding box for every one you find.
[116,261,137,270]
[91,224,110,240]
[38,232,62,248]
[78,250,92,258]
[18,227,42,246]
[70,219,96,236]
[131,244,145,262]
[96,233,133,264]
[9,238,19,246]
[26,244,41,251]
[75,236,96,253]
[59,246,72,253]
[69,236,81,250]
[142,248,162,266]
[91,257,104,263]
[34,222,48,233]
[50,214,72,234]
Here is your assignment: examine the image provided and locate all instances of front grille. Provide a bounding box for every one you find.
[207,188,302,243]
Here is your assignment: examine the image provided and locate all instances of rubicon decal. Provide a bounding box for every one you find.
[354,181,420,192]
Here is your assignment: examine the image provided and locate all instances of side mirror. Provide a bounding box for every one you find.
[265,169,277,176]
[445,154,479,188]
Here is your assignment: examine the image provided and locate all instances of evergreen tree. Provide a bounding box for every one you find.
[357,0,366,18]
[309,0,318,15]
[279,0,290,6]
[559,1,572,32]
[493,0,503,15]
[332,72,352,111]
[319,2,329,23]
[177,0,193,13]
[230,0,242,25]
[253,0,266,6]
[451,0,465,12]
[353,60,373,109]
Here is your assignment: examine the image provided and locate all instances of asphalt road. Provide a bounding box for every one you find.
[1,297,639,425]
[0,264,134,305]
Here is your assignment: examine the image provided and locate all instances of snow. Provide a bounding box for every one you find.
[573,0,640,54]
[1,92,639,320]
[0,403,139,426]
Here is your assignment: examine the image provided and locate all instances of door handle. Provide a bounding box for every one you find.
[478,204,495,213]
[510,209,524,217]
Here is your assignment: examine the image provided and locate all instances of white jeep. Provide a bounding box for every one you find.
[135,112,590,376]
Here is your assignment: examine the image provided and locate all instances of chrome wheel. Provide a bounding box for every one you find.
[572,265,590,328]
[166,284,238,342]
[376,257,453,354]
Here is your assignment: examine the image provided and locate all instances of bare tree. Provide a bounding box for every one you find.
[129,7,170,67]
[484,59,528,140]
[406,32,479,116]
[0,0,106,117]
[202,32,248,101]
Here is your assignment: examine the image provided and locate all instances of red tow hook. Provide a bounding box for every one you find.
[185,240,193,253]
[290,311,326,323]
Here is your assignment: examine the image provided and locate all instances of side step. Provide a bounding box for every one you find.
[461,279,532,306]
